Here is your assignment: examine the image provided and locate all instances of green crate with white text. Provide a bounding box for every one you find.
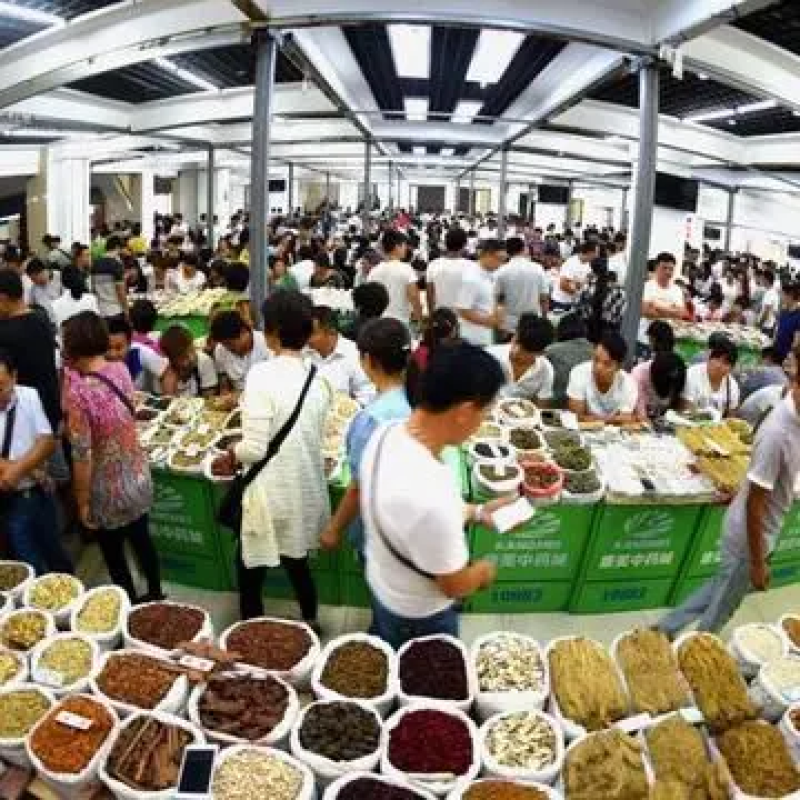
[570,578,673,614]
[581,504,702,581]
[465,581,572,613]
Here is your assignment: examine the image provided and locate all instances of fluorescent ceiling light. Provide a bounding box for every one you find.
[441,147,455,156]
[413,146,426,156]
[0,2,64,27]
[388,25,430,80]
[697,72,709,81]
[466,30,525,85]
[684,108,735,123]
[451,100,483,124]
[736,99,776,114]
[154,57,219,93]
[404,97,429,122]
[0,128,91,138]
[794,110,800,117]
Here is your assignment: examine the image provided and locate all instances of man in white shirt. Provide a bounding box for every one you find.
[166,253,206,295]
[307,306,374,405]
[608,234,628,285]
[551,241,598,311]
[368,229,422,325]
[758,269,781,335]
[0,348,72,574]
[683,338,741,417]
[210,310,271,393]
[456,240,505,347]
[567,332,639,422]
[360,342,512,648]
[487,313,555,404]
[290,245,316,292]
[426,227,472,313]
[639,252,687,344]
[660,349,800,636]
[494,237,549,339]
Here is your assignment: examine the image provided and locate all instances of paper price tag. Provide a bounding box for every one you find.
[614,713,651,734]
[492,498,535,534]
[34,667,64,688]
[680,707,705,725]
[56,711,92,731]
[561,411,580,431]
[179,655,215,673]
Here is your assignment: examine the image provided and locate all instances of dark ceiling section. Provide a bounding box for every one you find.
[735,0,800,55]
[69,63,201,103]
[592,68,759,118]
[344,25,404,116]
[427,27,479,116]
[0,16,41,48]
[705,106,800,137]
[476,37,565,122]
[172,45,302,89]
[7,0,122,18]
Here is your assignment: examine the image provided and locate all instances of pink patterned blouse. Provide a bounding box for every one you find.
[63,362,152,530]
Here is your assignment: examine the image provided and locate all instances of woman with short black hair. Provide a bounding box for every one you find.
[212,291,331,625]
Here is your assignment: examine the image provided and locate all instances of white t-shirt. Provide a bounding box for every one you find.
[609,252,628,284]
[427,256,473,310]
[52,292,99,330]
[361,424,469,618]
[368,260,418,322]
[214,330,271,391]
[493,257,548,331]
[129,343,168,393]
[761,286,781,329]
[487,344,554,402]
[159,351,219,398]
[167,269,206,295]
[552,255,590,306]
[457,262,494,347]
[291,259,315,292]
[683,363,741,415]
[567,361,638,419]
[639,279,685,341]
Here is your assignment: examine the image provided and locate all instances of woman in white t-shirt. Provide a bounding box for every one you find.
[567,331,640,423]
[53,265,99,330]
[166,253,206,295]
[683,338,741,417]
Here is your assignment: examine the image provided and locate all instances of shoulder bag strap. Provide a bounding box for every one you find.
[1,405,17,459]
[239,364,317,493]
[368,425,437,582]
[87,372,136,418]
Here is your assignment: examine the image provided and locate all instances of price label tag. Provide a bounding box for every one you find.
[492,498,535,534]
[783,687,800,703]
[561,411,580,431]
[34,667,64,688]
[614,713,651,733]
[56,711,93,731]
[179,655,215,673]
[680,707,705,725]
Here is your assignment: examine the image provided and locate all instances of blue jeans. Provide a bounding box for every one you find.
[2,487,73,575]
[658,548,752,637]
[370,595,459,650]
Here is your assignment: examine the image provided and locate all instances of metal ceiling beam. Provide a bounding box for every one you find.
[653,0,780,45]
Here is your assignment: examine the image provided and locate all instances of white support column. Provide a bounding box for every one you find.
[46,147,90,245]
[140,169,156,241]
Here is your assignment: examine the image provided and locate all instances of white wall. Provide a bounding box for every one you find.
[649,206,691,258]
[534,203,567,231]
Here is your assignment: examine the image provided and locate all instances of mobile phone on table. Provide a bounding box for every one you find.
[175,744,219,800]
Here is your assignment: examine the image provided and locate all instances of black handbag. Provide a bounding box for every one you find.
[217,366,317,533]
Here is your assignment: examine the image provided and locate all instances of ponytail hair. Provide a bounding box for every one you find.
[62,264,86,301]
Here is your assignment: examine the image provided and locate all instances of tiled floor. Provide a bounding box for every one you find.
[76,541,800,646]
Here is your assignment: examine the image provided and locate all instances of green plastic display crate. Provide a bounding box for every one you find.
[770,561,800,588]
[675,339,705,364]
[150,472,223,559]
[340,571,372,608]
[159,551,232,591]
[773,504,800,564]
[261,567,341,605]
[465,581,572,613]
[442,446,469,499]
[155,315,209,339]
[570,578,674,614]
[669,575,711,607]
[470,504,596,582]
[581,504,703,581]
[340,545,363,574]
[681,505,727,579]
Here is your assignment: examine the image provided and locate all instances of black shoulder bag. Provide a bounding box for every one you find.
[367,425,436,581]
[218,365,317,534]
[0,405,17,514]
